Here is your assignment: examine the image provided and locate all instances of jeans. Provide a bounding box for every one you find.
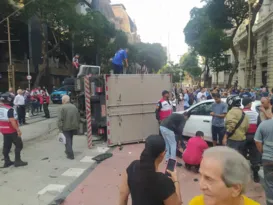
[227,139,246,155]
[211,126,225,145]
[63,130,76,157]
[3,132,23,162]
[263,160,273,205]
[160,126,176,161]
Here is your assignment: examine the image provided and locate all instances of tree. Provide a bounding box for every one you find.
[210,54,232,85]
[205,0,263,87]
[180,53,202,84]
[158,62,184,83]
[184,6,230,87]
[133,42,167,73]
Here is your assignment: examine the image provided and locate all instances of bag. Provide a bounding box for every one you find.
[228,111,245,138]
[58,133,66,144]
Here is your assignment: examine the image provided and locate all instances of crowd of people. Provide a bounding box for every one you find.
[119,84,273,205]
[4,86,51,126]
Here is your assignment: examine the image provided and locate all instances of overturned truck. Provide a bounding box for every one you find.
[71,66,172,146]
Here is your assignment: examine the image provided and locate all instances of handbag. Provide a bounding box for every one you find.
[58,133,66,144]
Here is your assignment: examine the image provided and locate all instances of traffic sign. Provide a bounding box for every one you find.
[27,75,32,80]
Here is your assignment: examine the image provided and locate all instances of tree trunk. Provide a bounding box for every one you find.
[216,71,219,85]
[228,43,239,88]
[34,23,47,88]
[203,58,210,87]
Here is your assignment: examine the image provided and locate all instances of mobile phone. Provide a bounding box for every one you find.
[165,159,176,176]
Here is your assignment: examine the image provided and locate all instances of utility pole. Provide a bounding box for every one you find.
[7,17,15,89]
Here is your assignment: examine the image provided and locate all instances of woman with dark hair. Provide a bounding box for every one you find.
[119,135,182,205]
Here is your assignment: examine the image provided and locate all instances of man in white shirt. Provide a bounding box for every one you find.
[197,87,207,102]
[13,89,26,125]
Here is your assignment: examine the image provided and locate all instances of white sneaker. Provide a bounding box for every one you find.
[26,112,29,118]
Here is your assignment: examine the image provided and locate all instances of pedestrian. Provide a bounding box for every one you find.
[183,131,208,173]
[222,95,249,155]
[171,92,177,112]
[259,97,272,122]
[24,88,31,118]
[210,93,228,146]
[119,135,182,205]
[40,89,50,118]
[160,113,189,167]
[189,147,259,205]
[183,89,190,110]
[242,98,261,183]
[111,48,129,74]
[188,88,195,106]
[197,87,207,102]
[72,53,80,77]
[155,90,172,124]
[255,118,273,205]
[37,86,43,112]
[0,93,28,167]
[57,95,80,159]
[13,89,26,125]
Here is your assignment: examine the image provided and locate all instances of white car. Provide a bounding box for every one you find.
[176,99,261,142]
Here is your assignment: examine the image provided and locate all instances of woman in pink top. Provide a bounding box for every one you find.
[182,131,209,173]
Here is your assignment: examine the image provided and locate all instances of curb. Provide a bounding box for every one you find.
[48,148,114,205]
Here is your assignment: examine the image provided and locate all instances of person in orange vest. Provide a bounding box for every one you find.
[155,90,173,124]
[40,89,50,118]
[0,93,28,168]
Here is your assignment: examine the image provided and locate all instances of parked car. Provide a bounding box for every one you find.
[51,85,74,104]
[175,99,261,142]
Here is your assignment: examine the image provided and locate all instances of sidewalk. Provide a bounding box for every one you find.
[60,144,266,205]
[0,129,109,205]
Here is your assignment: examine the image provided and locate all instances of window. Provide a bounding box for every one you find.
[190,102,213,116]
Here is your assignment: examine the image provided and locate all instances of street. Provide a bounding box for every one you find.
[0,104,110,205]
[0,102,266,205]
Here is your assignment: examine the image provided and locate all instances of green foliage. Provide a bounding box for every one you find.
[205,0,248,31]
[180,53,202,79]
[133,42,167,72]
[184,6,230,59]
[158,62,183,83]
[210,54,232,73]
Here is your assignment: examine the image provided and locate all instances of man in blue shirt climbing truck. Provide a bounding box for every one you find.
[111,48,129,74]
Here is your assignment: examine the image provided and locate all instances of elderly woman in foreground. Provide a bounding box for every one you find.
[190,146,260,205]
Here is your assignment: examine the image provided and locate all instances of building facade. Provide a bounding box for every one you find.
[111,4,140,44]
[234,0,273,88]
[211,1,273,88]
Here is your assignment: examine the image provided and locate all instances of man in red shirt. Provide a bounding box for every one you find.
[182,131,208,173]
[242,97,261,183]
[155,90,173,124]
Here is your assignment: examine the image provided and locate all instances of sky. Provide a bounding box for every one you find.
[111,0,204,63]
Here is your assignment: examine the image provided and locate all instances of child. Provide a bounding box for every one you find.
[182,131,208,173]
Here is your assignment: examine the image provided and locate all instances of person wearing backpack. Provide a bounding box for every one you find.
[222,95,249,155]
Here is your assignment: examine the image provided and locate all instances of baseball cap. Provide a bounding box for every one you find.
[242,98,252,107]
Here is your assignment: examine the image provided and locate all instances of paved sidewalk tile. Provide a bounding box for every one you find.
[61,144,266,205]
